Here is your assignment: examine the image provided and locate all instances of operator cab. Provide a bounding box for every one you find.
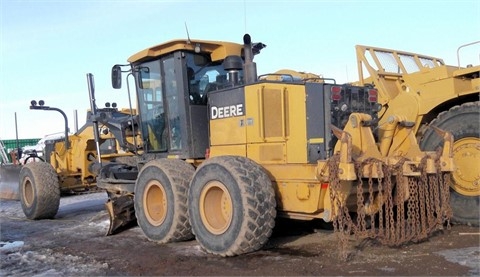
[112,40,245,159]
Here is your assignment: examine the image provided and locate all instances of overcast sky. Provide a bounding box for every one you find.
[1,0,479,140]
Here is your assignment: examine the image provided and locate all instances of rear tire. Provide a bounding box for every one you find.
[188,156,276,256]
[449,189,480,226]
[420,102,480,226]
[19,162,60,219]
[134,159,195,242]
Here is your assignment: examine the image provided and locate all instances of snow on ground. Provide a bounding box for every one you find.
[435,247,480,276]
[0,192,111,276]
[1,244,109,277]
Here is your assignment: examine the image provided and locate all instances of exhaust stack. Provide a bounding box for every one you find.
[243,34,257,85]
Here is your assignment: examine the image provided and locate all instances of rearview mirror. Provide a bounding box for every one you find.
[112,65,122,89]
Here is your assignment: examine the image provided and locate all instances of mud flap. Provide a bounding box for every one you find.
[0,164,22,200]
[105,193,137,236]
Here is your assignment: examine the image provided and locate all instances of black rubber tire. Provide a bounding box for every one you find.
[19,162,60,219]
[420,102,479,226]
[449,190,480,226]
[188,156,276,256]
[134,159,195,243]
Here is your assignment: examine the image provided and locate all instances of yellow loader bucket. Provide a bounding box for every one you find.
[0,164,22,200]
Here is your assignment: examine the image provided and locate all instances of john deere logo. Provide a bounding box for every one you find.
[210,104,244,119]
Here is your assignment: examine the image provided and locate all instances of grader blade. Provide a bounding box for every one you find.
[105,194,136,236]
[0,164,22,200]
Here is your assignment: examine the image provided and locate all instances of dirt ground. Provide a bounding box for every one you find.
[1,192,479,276]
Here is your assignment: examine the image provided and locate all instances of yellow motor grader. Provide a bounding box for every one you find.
[354,42,480,226]
[18,85,140,220]
[94,34,454,256]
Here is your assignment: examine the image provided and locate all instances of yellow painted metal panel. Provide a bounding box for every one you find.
[128,39,243,63]
[284,85,308,163]
[210,144,246,157]
[209,116,246,146]
[274,181,322,214]
[262,164,329,214]
[247,143,286,164]
[263,163,319,181]
[245,83,308,163]
[245,85,265,143]
[263,87,284,139]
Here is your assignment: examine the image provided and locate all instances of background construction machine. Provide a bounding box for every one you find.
[18,97,140,220]
[0,140,23,199]
[355,42,480,226]
[94,34,454,257]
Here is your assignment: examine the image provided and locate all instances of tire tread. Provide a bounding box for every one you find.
[20,162,60,219]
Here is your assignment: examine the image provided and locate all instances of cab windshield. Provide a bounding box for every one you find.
[134,52,235,153]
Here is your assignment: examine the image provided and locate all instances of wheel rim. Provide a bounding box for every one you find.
[143,180,167,226]
[199,181,233,235]
[452,137,480,196]
[23,178,34,207]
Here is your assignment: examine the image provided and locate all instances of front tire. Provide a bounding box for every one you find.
[134,159,195,243]
[19,162,60,219]
[188,156,276,256]
[420,102,480,226]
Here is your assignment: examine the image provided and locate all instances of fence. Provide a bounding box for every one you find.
[1,138,41,163]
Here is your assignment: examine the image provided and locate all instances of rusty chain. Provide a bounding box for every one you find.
[328,153,452,255]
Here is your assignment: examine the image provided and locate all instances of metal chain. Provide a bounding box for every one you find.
[329,153,452,251]
[328,153,350,260]
[376,170,384,239]
[368,163,377,239]
[355,161,366,238]
[434,149,452,229]
[418,159,428,240]
[406,176,417,241]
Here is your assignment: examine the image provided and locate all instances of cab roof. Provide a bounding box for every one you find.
[128,39,244,63]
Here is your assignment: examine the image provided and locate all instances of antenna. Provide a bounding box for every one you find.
[185,22,191,44]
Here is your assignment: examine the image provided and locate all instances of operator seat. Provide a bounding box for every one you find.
[202,75,227,104]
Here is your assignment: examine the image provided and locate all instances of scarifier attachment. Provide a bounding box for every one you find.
[324,113,453,253]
